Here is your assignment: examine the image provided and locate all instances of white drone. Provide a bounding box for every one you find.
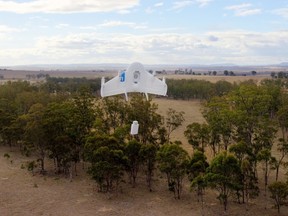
[100,62,168,135]
[101,62,167,101]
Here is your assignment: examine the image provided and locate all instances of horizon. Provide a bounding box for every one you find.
[1,0,288,66]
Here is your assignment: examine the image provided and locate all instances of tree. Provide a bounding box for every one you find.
[140,143,157,191]
[165,108,185,143]
[241,158,259,208]
[67,89,96,173]
[202,96,234,154]
[84,135,126,192]
[184,122,209,151]
[42,102,75,174]
[257,149,272,188]
[23,103,47,173]
[124,140,143,187]
[227,84,277,178]
[188,150,209,205]
[127,95,164,145]
[95,96,127,133]
[257,149,273,209]
[0,98,18,146]
[213,80,234,97]
[229,142,259,204]
[270,139,288,181]
[157,143,189,199]
[268,181,288,214]
[271,72,276,78]
[204,152,242,211]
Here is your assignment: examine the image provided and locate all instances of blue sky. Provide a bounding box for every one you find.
[0,0,288,66]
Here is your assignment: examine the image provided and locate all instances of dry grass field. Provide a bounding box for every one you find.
[165,74,270,84]
[1,74,287,216]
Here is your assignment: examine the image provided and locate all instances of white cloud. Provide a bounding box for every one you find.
[146,2,164,14]
[1,30,288,65]
[225,3,261,16]
[99,21,147,29]
[0,25,20,34]
[273,8,288,19]
[172,1,193,10]
[100,21,135,28]
[171,0,212,10]
[154,2,164,7]
[0,0,139,14]
[196,0,213,8]
[225,3,252,11]
[55,23,70,29]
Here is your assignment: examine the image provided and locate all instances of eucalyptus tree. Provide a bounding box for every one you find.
[124,139,143,187]
[42,101,76,174]
[165,108,185,143]
[184,122,209,151]
[268,181,288,214]
[206,84,277,177]
[127,95,165,145]
[188,150,209,204]
[67,89,96,171]
[0,98,18,146]
[202,96,234,154]
[95,96,128,134]
[140,143,157,191]
[257,149,273,207]
[84,135,126,192]
[240,158,259,208]
[157,142,190,199]
[229,142,259,204]
[270,139,288,181]
[204,151,242,211]
[22,103,47,173]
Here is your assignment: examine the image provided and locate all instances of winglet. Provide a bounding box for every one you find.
[100,77,105,97]
[145,92,149,100]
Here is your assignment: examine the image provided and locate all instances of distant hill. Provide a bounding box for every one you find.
[1,63,288,75]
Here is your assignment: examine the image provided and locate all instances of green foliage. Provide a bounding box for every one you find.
[43,77,102,94]
[128,95,164,145]
[84,135,126,192]
[2,74,288,213]
[166,79,235,100]
[3,153,10,159]
[166,79,214,100]
[157,143,189,199]
[203,96,233,153]
[124,140,143,187]
[188,150,209,180]
[204,152,242,211]
[184,122,209,151]
[188,150,209,202]
[268,181,288,213]
[27,160,37,175]
[95,96,128,133]
[165,108,185,143]
[140,143,157,191]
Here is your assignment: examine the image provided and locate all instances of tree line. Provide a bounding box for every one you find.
[1,78,288,213]
[44,76,235,100]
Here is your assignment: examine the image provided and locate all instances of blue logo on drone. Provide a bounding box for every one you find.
[120,71,126,82]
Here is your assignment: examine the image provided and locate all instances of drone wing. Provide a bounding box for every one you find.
[100,73,126,98]
[144,72,167,96]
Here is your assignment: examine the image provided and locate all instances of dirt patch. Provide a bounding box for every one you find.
[0,144,284,216]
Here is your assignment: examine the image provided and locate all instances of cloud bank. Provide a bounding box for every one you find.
[1,30,287,65]
[0,0,139,13]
